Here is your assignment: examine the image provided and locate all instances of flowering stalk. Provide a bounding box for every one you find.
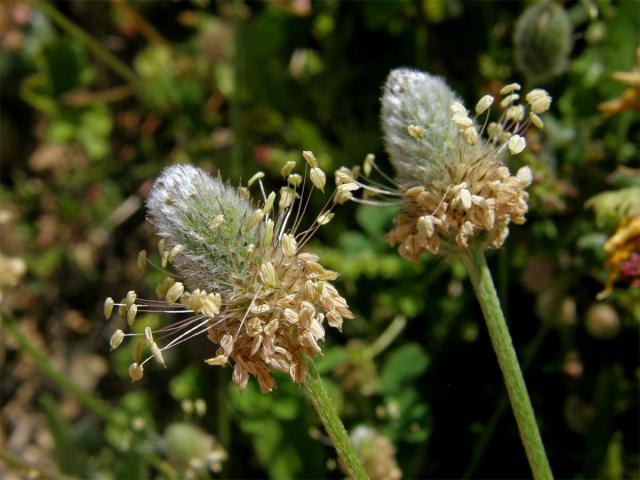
[337,68,555,478]
[462,246,552,480]
[303,359,369,480]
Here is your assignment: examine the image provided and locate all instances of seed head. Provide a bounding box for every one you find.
[339,68,552,259]
[107,158,353,392]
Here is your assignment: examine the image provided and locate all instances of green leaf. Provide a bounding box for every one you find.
[380,343,430,392]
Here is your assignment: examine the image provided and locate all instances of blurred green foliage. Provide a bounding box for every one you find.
[0,0,638,479]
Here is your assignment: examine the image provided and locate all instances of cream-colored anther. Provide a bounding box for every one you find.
[247,171,265,187]
[144,326,154,346]
[245,209,264,230]
[281,233,297,257]
[166,281,185,305]
[104,297,114,320]
[407,125,425,139]
[310,167,326,192]
[508,135,526,155]
[316,212,334,225]
[127,304,137,327]
[302,150,318,168]
[110,329,124,350]
[259,262,277,288]
[128,362,144,382]
[281,160,296,177]
[475,95,494,115]
[500,83,521,95]
[205,355,228,366]
[263,192,276,214]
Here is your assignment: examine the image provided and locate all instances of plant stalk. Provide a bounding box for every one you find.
[462,247,553,480]
[303,359,369,480]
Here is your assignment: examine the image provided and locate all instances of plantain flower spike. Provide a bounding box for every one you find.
[337,68,551,260]
[105,159,353,392]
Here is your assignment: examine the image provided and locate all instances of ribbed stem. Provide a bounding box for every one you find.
[303,359,369,480]
[462,246,553,480]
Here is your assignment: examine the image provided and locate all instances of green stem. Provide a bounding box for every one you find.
[33,0,139,84]
[303,359,369,480]
[1,316,112,421]
[462,247,553,480]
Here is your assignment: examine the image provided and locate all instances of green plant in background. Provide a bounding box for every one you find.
[2,0,639,479]
[338,67,554,478]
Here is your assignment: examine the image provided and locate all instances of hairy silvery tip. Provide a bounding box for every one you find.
[146,164,255,292]
[381,68,463,186]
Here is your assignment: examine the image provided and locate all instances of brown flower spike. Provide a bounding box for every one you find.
[106,156,353,393]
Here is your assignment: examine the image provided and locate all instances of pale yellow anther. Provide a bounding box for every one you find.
[189,289,204,312]
[166,281,185,305]
[500,83,521,95]
[158,239,166,256]
[452,113,473,129]
[450,101,468,115]
[508,134,527,155]
[458,188,472,210]
[209,214,225,231]
[259,262,278,288]
[279,187,297,209]
[161,251,169,268]
[262,219,274,247]
[529,112,544,129]
[238,186,250,199]
[526,88,552,113]
[505,105,525,122]
[151,342,166,367]
[363,154,374,177]
[168,244,184,260]
[475,95,494,115]
[128,362,144,382]
[144,326,154,346]
[334,167,354,186]
[201,293,222,316]
[302,150,318,168]
[104,297,114,320]
[516,166,533,187]
[316,211,334,225]
[487,122,503,138]
[127,304,138,327]
[417,215,435,238]
[500,93,520,108]
[310,167,326,192]
[407,124,425,139]
[283,308,299,324]
[334,190,353,204]
[247,171,265,187]
[205,355,228,366]
[337,182,360,193]
[126,290,137,305]
[281,233,297,257]
[110,329,124,351]
[137,250,147,271]
[281,160,296,178]
[263,192,276,214]
[287,173,303,187]
[463,127,478,145]
[245,209,264,229]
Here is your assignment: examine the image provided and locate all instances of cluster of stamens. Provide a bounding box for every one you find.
[338,82,552,260]
[105,153,353,392]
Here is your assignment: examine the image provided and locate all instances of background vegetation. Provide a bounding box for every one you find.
[1,0,638,478]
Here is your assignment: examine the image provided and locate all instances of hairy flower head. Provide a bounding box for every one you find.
[106,158,353,393]
[338,68,551,260]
